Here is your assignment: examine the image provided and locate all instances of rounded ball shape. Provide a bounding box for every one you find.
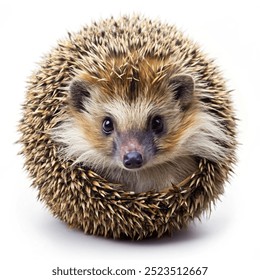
[19,16,236,239]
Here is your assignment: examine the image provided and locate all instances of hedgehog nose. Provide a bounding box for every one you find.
[123,152,143,169]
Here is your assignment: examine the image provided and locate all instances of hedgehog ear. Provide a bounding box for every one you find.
[170,74,194,110]
[68,78,91,112]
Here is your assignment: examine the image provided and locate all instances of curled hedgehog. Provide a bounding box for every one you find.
[19,15,236,238]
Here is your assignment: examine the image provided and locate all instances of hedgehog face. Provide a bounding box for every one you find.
[51,54,232,192]
[66,62,196,173]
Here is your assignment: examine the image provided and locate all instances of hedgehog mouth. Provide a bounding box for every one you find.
[122,162,146,171]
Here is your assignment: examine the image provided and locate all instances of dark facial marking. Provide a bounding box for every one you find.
[170,74,194,110]
[128,69,139,102]
[69,79,91,112]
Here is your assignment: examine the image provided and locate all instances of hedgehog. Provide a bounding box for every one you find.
[19,15,236,239]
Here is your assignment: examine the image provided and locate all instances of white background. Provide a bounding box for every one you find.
[1,0,259,279]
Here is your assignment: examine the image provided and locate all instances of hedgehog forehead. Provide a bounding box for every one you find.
[102,97,154,131]
[79,55,173,100]
[78,56,175,129]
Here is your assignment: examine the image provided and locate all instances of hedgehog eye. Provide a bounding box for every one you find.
[102,117,114,135]
[151,115,164,134]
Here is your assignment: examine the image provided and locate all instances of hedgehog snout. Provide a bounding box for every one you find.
[123,151,143,169]
[116,133,147,170]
